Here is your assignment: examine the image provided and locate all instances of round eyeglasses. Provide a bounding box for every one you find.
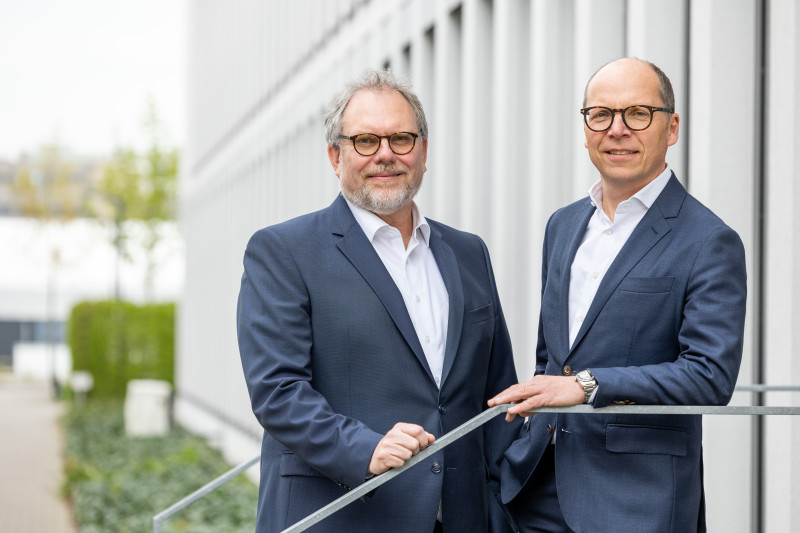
[580,105,674,132]
[338,132,420,156]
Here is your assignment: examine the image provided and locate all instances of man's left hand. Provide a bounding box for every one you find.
[488,375,584,422]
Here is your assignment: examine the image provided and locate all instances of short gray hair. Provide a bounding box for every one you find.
[324,69,429,147]
[583,57,675,112]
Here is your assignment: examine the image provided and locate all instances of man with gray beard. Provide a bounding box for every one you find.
[237,69,520,533]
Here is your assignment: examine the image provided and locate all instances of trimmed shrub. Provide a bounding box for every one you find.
[68,300,175,398]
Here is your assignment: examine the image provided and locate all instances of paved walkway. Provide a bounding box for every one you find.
[0,374,77,533]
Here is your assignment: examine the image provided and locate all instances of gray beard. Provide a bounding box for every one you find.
[343,177,419,216]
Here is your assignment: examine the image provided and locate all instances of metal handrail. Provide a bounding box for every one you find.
[153,385,800,532]
[733,384,800,392]
[152,454,260,533]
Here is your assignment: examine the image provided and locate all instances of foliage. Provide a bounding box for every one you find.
[11,141,93,220]
[89,100,180,300]
[68,300,175,398]
[63,400,258,532]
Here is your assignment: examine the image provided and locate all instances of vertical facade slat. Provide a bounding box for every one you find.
[689,2,760,530]
[764,1,800,531]
[460,0,493,236]
[526,0,578,378]
[491,0,530,375]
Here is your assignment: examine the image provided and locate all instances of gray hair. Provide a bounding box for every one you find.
[583,57,675,111]
[324,69,429,147]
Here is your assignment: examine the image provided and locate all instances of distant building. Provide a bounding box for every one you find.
[0,217,183,368]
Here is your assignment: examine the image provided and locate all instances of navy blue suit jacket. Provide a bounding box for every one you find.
[501,175,746,533]
[238,195,520,533]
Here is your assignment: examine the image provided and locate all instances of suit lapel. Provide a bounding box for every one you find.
[428,226,464,386]
[330,196,432,380]
[568,176,685,354]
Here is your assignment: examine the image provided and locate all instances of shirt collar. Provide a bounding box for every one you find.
[344,197,431,247]
[587,165,673,211]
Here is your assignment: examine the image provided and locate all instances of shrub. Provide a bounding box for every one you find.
[68,300,175,398]
[63,400,258,532]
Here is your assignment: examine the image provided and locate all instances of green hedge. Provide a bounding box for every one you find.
[68,300,175,398]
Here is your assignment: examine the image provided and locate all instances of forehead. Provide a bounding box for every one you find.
[585,60,662,107]
[341,89,417,133]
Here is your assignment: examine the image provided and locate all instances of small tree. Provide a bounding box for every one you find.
[90,100,179,301]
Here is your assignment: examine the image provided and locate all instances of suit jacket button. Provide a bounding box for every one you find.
[547,424,553,435]
[438,405,446,414]
[563,365,573,375]
[431,462,442,474]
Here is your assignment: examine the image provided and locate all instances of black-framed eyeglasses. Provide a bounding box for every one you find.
[580,105,674,132]
[338,132,420,156]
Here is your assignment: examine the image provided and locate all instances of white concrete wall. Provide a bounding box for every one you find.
[179,0,800,530]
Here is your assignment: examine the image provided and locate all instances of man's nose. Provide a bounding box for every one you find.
[373,137,396,160]
[607,112,630,135]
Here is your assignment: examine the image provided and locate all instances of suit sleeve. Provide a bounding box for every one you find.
[477,238,523,533]
[237,227,382,489]
[591,225,747,407]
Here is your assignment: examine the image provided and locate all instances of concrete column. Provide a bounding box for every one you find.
[522,0,578,379]
[689,1,759,530]
[764,1,800,531]
[431,0,463,225]
[490,0,530,378]
[460,0,493,236]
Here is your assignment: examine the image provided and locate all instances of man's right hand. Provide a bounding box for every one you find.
[368,422,435,476]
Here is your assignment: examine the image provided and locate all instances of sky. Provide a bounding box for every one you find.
[0,0,185,160]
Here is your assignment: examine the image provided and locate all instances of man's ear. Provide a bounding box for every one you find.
[667,113,680,147]
[327,145,341,177]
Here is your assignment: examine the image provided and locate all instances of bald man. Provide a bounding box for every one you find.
[489,58,746,533]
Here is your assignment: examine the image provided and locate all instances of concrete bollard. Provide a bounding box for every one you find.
[70,371,94,404]
[124,379,172,437]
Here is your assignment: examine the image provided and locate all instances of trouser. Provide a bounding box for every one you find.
[506,444,573,533]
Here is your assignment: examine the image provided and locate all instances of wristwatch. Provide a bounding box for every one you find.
[575,369,598,404]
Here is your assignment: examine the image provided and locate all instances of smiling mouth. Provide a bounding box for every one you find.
[363,165,406,180]
[607,150,638,155]
[368,172,402,178]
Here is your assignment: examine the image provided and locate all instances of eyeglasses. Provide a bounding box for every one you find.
[338,132,420,156]
[580,105,674,132]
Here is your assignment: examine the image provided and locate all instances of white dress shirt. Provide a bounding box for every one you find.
[568,166,673,349]
[345,198,449,387]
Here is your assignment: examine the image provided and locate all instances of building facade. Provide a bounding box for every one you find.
[178,1,800,530]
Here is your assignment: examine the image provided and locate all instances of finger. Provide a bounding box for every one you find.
[490,382,536,405]
[396,424,431,449]
[417,432,435,450]
[506,396,540,416]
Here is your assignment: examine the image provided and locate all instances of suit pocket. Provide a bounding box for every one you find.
[606,424,687,456]
[280,451,325,477]
[617,276,675,293]
[468,303,493,324]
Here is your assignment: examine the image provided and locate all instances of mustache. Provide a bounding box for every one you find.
[361,165,408,179]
